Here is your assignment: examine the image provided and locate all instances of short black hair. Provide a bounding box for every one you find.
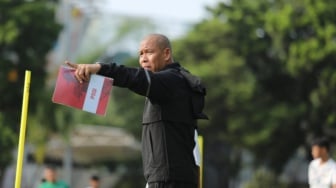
[311,137,331,151]
[91,175,100,181]
[45,164,57,171]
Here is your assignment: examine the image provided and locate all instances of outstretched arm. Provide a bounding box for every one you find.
[65,61,101,83]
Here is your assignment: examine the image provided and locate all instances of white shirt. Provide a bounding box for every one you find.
[309,158,336,188]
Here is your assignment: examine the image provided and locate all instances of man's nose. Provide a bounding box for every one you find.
[141,55,148,63]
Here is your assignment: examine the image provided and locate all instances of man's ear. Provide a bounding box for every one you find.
[164,48,171,61]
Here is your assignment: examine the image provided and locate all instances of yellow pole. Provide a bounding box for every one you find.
[15,70,31,188]
[198,136,204,188]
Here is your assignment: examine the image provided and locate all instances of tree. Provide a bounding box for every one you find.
[173,0,336,186]
[0,0,61,181]
[243,168,288,188]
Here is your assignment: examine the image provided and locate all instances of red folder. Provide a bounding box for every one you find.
[52,66,113,116]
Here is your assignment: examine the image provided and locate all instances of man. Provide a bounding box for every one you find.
[86,175,100,188]
[38,165,69,188]
[66,33,208,188]
[308,137,336,188]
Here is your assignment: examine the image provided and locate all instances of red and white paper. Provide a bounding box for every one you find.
[52,66,113,116]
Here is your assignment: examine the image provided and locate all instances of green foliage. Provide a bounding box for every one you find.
[0,114,15,169]
[0,0,61,172]
[0,1,61,126]
[243,168,288,188]
[174,0,336,176]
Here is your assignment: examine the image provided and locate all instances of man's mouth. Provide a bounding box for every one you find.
[144,66,151,70]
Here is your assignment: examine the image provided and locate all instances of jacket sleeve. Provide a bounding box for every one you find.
[97,63,187,102]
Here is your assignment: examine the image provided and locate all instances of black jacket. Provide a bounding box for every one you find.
[97,62,207,184]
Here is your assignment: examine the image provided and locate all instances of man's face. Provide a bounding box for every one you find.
[311,145,327,159]
[139,37,169,72]
[90,179,99,188]
[44,168,56,182]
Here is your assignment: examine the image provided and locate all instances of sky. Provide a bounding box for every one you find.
[101,0,221,23]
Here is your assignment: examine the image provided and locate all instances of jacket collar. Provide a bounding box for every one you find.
[162,62,180,70]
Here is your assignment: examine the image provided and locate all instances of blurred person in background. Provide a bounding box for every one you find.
[38,165,69,188]
[66,33,208,188]
[308,137,336,188]
[86,175,100,188]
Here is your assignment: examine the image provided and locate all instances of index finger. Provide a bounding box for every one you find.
[65,61,78,69]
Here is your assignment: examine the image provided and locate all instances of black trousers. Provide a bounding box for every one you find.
[147,181,197,188]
